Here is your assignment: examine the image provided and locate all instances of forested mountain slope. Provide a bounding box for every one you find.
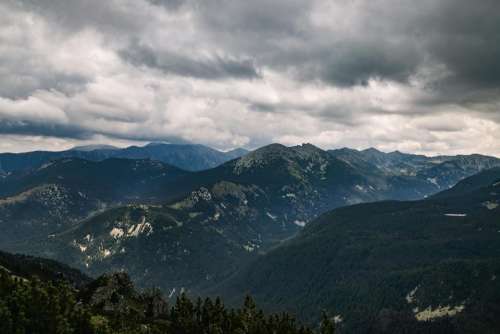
[2,143,499,313]
[0,158,190,243]
[216,168,500,333]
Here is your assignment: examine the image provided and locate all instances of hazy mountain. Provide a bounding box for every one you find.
[330,147,500,192]
[216,168,500,332]
[432,167,500,199]
[0,143,248,173]
[416,155,500,190]
[112,143,248,171]
[225,147,251,159]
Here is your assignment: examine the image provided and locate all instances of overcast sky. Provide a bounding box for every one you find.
[1,0,499,155]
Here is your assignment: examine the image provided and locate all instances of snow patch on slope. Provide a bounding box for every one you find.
[127,217,153,237]
[414,304,465,321]
[101,248,112,258]
[483,201,498,210]
[294,220,306,227]
[427,177,439,186]
[110,227,124,238]
[266,212,277,220]
[406,286,418,304]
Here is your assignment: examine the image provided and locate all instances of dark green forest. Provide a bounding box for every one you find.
[0,267,337,334]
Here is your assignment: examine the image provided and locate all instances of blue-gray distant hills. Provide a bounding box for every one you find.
[0,142,248,173]
[329,146,500,192]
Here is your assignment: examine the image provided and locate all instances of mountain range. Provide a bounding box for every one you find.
[0,142,248,174]
[1,144,499,294]
[1,142,499,333]
[330,147,500,192]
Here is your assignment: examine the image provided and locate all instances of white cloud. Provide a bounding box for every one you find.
[0,0,499,156]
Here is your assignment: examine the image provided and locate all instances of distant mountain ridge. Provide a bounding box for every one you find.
[0,143,249,172]
[330,147,500,192]
[431,167,500,199]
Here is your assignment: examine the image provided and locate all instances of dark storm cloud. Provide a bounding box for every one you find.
[0,120,91,140]
[8,0,500,92]
[0,72,88,100]
[11,0,139,32]
[147,0,186,11]
[1,0,500,155]
[193,0,500,95]
[120,42,260,80]
[324,0,500,94]
[195,0,310,38]
[422,0,500,90]
[249,101,363,128]
[0,118,194,146]
[97,131,193,145]
[249,103,278,113]
[314,42,421,87]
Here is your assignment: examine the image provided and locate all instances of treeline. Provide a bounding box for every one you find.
[0,270,336,334]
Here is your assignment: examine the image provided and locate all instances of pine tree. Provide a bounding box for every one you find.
[319,311,336,334]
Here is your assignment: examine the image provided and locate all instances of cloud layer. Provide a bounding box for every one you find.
[1,0,499,155]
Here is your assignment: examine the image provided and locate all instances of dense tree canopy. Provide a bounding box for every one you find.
[0,269,324,334]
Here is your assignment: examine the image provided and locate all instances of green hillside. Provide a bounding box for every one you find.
[215,169,500,333]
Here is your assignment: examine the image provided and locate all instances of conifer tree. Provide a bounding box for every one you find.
[319,311,336,334]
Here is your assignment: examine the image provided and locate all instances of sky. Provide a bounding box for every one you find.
[1,0,499,156]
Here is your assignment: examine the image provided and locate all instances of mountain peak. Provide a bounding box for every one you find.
[231,143,331,176]
[292,142,323,152]
[240,143,324,161]
[257,143,289,152]
[232,144,288,170]
[388,149,407,157]
[334,147,360,154]
[362,147,384,155]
